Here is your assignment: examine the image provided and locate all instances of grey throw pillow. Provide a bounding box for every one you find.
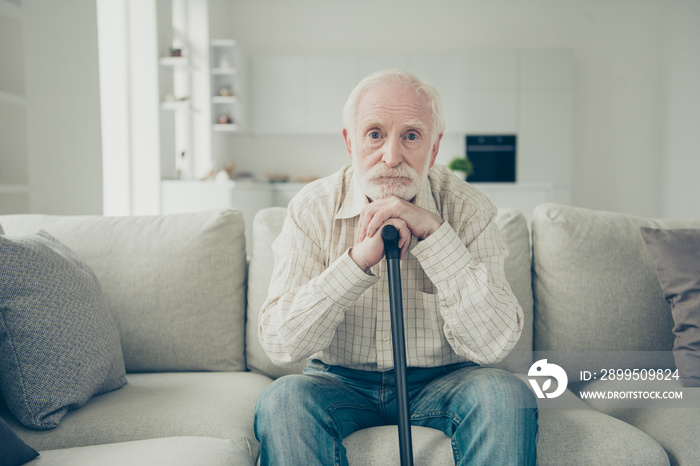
[641,227,700,387]
[0,231,127,429]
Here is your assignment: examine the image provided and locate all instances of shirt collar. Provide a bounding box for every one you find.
[334,166,441,220]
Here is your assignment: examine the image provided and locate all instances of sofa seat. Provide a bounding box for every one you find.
[575,379,700,465]
[2,372,272,460]
[343,379,671,465]
[27,437,254,466]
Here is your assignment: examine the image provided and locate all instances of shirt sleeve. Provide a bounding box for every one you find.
[258,208,378,366]
[410,206,523,365]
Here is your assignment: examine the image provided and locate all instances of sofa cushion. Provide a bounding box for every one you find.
[535,402,669,465]
[0,231,126,429]
[0,372,272,459]
[641,228,700,387]
[246,208,307,378]
[344,426,453,465]
[531,203,700,381]
[0,417,39,466]
[344,386,669,466]
[0,210,247,372]
[577,378,700,465]
[245,207,534,378]
[28,437,254,466]
[492,208,534,369]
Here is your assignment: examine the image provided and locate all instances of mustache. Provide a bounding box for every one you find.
[365,163,418,182]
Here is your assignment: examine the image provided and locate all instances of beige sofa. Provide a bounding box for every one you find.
[1,203,698,465]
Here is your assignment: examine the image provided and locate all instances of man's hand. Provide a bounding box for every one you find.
[349,218,410,273]
[356,196,444,244]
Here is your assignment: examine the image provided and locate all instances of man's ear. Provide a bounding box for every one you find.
[343,129,353,159]
[429,133,443,168]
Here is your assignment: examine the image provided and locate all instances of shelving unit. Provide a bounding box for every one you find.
[158,33,194,179]
[210,39,240,132]
[0,0,29,213]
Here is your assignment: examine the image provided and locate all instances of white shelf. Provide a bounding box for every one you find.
[159,56,189,67]
[0,183,29,194]
[210,39,237,47]
[0,90,25,106]
[211,96,237,104]
[211,67,238,75]
[0,0,21,19]
[212,124,239,132]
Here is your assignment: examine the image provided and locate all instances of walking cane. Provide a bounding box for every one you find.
[382,225,414,466]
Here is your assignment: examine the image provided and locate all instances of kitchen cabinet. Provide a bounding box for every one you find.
[244,48,574,211]
[306,56,358,134]
[250,56,306,134]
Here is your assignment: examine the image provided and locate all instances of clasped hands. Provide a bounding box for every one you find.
[349,196,443,273]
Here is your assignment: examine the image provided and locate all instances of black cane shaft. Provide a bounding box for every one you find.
[382,225,414,466]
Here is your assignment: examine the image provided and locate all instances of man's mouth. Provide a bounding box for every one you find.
[372,176,409,183]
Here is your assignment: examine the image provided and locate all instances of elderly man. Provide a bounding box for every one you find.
[254,70,537,465]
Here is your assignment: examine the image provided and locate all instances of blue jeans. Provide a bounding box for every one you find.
[255,360,538,465]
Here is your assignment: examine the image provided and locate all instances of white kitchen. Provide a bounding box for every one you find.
[1,0,699,248]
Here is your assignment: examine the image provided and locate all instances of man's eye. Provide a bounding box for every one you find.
[369,131,381,139]
[406,133,418,141]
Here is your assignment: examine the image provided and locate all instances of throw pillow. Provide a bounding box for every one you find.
[0,231,127,429]
[640,227,700,387]
[0,417,39,466]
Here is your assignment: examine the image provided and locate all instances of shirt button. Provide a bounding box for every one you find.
[383,337,390,344]
[429,268,437,275]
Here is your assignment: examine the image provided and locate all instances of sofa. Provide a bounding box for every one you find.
[1,202,698,465]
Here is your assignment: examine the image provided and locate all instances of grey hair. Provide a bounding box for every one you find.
[342,69,446,144]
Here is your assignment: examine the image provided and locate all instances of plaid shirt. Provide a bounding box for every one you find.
[258,164,523,371]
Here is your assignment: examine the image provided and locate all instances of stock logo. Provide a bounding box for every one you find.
[528,359,568,399]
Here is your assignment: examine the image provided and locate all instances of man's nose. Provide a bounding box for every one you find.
[382,136,403,167]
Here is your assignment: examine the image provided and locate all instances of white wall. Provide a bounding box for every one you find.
[23,0,103,214]
[17,0,699,218]
[661,0,700,218]
[221,0,697,218]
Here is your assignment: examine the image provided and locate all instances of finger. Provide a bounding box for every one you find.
[367,206,398,238]
[399,222,411,259]
[357,208,371,243]
[357,202,381,242]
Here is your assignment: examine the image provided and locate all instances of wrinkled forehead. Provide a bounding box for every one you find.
[355,82,432,131]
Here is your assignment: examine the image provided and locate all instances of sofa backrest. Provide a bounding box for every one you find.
[246,207,534,379]
[531,203,700,380]
[0,210,247,373]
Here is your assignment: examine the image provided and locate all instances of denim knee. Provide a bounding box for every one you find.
[255,374,310,426]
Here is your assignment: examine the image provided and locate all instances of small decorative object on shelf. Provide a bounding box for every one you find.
[218,114,232,124]
[218,55,231,68]
[266,173,290,183]
[218,87,233,97]
[169,46,182,57]
[199,163,236,183]
[176,151,192,180]
[223,163,236,179]
[448,156,474,181]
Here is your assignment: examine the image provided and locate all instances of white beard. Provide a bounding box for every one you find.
[355,162,425,201]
